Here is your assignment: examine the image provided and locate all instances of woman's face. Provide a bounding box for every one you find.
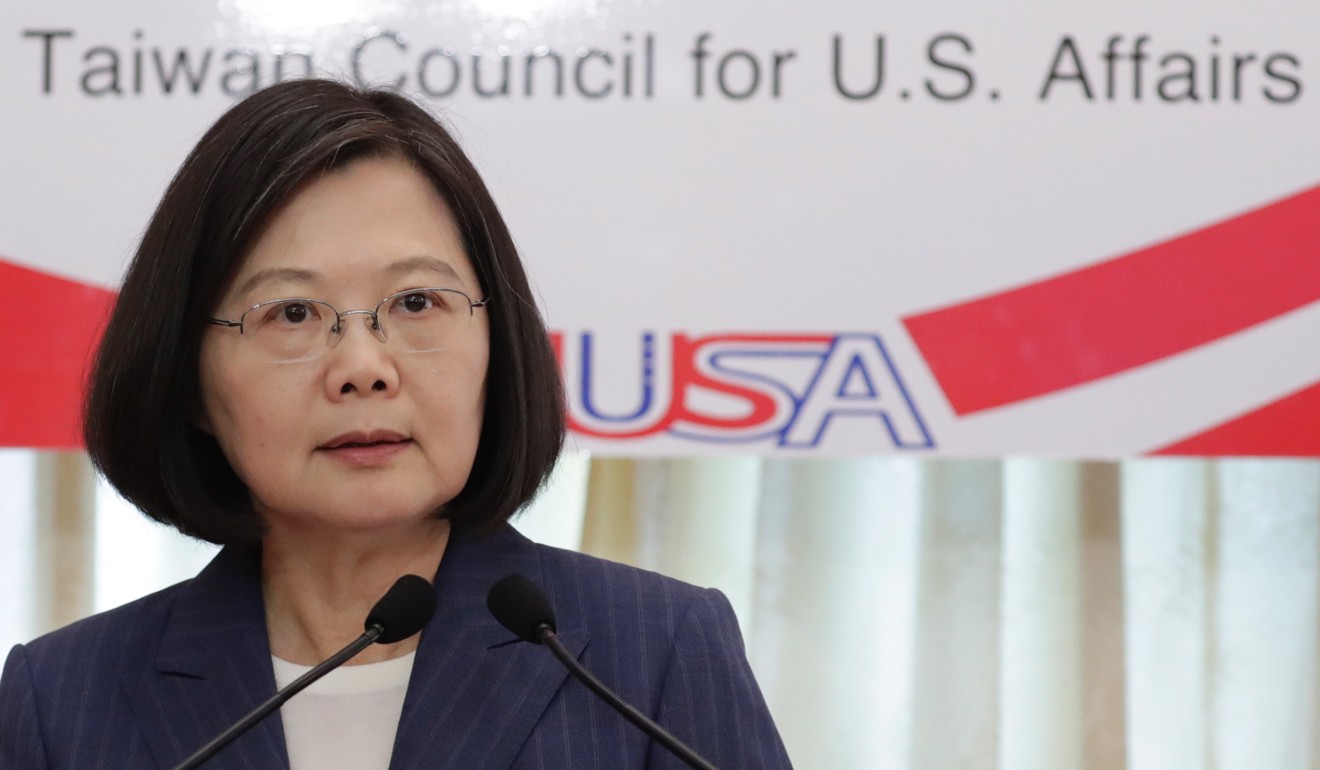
[198,156,489,536]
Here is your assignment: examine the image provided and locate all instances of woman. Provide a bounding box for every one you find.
[0,80,791,769]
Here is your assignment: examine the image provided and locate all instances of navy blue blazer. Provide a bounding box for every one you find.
[0,525,792,769]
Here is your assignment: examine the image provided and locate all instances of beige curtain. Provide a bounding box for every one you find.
[3,451,1318,769]
[558,456,1320,769]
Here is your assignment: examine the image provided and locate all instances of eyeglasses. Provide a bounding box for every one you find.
[208,287,488,363]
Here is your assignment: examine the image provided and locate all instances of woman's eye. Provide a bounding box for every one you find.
[397,292,436,314]
[283,304,310,322]
[265,302,318,325]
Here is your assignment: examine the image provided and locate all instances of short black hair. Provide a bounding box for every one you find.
[84,79,565,545]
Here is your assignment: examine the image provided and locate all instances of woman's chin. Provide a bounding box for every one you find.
[264,498,447,538]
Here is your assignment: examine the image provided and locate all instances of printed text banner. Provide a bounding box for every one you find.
[1,0,1317,455]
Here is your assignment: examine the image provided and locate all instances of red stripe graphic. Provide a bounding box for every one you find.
[1153,380,1320,457]
[0,258,116,449]
[903,185,1320,415]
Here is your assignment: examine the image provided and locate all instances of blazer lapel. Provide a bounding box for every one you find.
[115,529,580,770]
[121,547,290,770]
[389,527,589,770]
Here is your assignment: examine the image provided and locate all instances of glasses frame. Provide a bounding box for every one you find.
[208,287,489,359]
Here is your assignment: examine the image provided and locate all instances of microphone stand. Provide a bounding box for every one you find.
[536,624,719,770]
[171,625,384,770]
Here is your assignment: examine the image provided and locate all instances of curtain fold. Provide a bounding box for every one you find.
[1121,459,1211,770]
[910,460,1002,770]
[1212,461,1320,769]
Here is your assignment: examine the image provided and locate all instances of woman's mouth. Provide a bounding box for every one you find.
[319,431,413,465]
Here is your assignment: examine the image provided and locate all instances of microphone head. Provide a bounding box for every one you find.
[487,574,556,643]
[366,575,436,644]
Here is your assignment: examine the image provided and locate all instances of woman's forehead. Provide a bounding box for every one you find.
[229,157,478,298]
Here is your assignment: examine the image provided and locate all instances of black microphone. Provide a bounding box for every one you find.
[173,574,436,770]
[487,575,720,770]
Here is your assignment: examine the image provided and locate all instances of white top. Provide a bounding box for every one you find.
[272,652,416,770]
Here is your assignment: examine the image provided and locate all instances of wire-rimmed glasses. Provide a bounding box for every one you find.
[208,287,488,363]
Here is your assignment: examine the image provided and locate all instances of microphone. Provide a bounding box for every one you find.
[486,575,720,770]
[365,574,437,643]
[172,574,436,770]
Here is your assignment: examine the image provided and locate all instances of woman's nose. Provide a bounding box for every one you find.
[324,314,400,399]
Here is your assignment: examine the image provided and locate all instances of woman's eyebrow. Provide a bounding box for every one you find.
[234,256,460,299]
[386,255,462,283]
[236,267,320,298]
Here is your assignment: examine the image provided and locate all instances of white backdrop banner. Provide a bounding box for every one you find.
[2,0,1318,456]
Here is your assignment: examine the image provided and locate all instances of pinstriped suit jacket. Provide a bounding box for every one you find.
[0,525,792,769]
